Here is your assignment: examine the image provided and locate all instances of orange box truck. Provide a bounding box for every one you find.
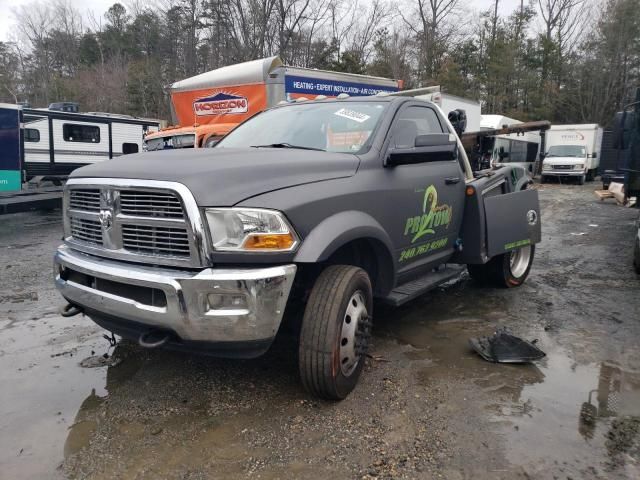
[144,56,401,150]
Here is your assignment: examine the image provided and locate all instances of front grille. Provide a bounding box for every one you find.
[122,224,190,257]
[65,183,199,267]
[69,189,101,211]
[69,217,103,245]
[120,191,184,218]
[553,165,573,170]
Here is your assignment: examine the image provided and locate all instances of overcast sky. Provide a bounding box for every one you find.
[0,0,524,42]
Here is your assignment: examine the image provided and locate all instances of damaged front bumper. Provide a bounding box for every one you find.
[54,245,296,357]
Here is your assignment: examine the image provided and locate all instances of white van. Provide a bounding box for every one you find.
[542,124,603,184]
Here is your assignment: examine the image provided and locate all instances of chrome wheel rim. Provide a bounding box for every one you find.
[510,245,532,278]
[339,290,368,376]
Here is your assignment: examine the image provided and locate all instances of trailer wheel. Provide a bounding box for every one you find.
[298,265,373,400]
[468,245,535,288]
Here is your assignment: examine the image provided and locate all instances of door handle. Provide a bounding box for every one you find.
[445,177,461,185]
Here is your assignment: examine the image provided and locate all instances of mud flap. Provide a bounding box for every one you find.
[484,189,541,257]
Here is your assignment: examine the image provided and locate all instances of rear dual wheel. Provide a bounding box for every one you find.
[468,245,535,288]
[298,265,373,400]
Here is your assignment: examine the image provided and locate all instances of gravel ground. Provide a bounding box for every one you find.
[1,182,639,479]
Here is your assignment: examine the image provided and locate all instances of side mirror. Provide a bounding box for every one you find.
[386,133,456,166]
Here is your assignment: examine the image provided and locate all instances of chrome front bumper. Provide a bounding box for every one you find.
[543,170,585,176]
[54,245,296,345]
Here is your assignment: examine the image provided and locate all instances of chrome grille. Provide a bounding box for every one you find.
[553,165,573,170]
[120,191,184,218]
[122,224,190,257]
[69,189,101,211]
[64,181,203,267]
[69,217,103,245]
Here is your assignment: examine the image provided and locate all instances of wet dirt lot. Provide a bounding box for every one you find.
[1,183,639,480]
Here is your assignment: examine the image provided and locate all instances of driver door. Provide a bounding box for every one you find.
[384,104,466,280]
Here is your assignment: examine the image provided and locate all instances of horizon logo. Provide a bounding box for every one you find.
[193,92,248,116]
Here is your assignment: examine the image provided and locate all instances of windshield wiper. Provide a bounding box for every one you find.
[250,142,325,151]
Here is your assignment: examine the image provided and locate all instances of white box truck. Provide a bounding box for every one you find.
[541,124,603,184]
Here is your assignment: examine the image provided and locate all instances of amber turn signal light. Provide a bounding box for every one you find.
[242,233,296,250]
[466,186,475,196]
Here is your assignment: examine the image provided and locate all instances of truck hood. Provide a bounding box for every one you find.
[70,148,360,206]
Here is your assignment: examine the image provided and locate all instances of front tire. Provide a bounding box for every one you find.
[468,245,535,288]
[578,175,586,185]
[298,265,373,400]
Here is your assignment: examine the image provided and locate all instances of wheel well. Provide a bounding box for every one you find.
[322,238,394,296]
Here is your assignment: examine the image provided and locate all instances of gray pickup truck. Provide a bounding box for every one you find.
[54,96,541,399]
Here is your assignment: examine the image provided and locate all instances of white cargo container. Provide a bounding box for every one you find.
[415,91,481,132]
[542,124,603,184]
[394,87,481,133]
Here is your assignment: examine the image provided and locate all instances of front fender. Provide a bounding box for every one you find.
[294,210,395,265]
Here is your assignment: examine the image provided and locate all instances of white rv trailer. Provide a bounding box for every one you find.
[481,115,542,175]
[22,108,160,179]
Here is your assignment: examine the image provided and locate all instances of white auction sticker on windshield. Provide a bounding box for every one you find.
[334,108,371,123]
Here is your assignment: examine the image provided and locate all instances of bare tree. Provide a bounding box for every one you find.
[399,0,461,83]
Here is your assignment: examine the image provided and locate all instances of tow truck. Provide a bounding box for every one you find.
[54,94,541,399]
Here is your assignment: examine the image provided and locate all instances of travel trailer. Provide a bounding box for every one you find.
[19,104,160,180]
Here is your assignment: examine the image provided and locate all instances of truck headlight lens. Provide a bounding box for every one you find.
[543,164,551,170]
[204,208,299,251]
[574,164,584,170]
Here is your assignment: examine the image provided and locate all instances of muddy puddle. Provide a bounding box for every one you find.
[0,314,107,479]
[376,286,640,479]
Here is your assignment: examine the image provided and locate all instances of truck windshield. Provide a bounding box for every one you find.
[546,145,586,157]
[145,134,195,151]
[216,102,387,153]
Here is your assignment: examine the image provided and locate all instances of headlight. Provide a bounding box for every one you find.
[574,164,584,170]
[543,164,551,170]
[204,208,299,252]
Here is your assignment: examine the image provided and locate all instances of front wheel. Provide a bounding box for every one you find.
[298,265,373,400]
[468,245,535,288]
[578,175,586,185]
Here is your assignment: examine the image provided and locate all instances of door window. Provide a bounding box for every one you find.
[392,106,444,149]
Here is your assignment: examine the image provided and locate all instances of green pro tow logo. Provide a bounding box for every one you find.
[404,185,453,243]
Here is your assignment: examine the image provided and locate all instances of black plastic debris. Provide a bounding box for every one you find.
[469,329,546,363]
